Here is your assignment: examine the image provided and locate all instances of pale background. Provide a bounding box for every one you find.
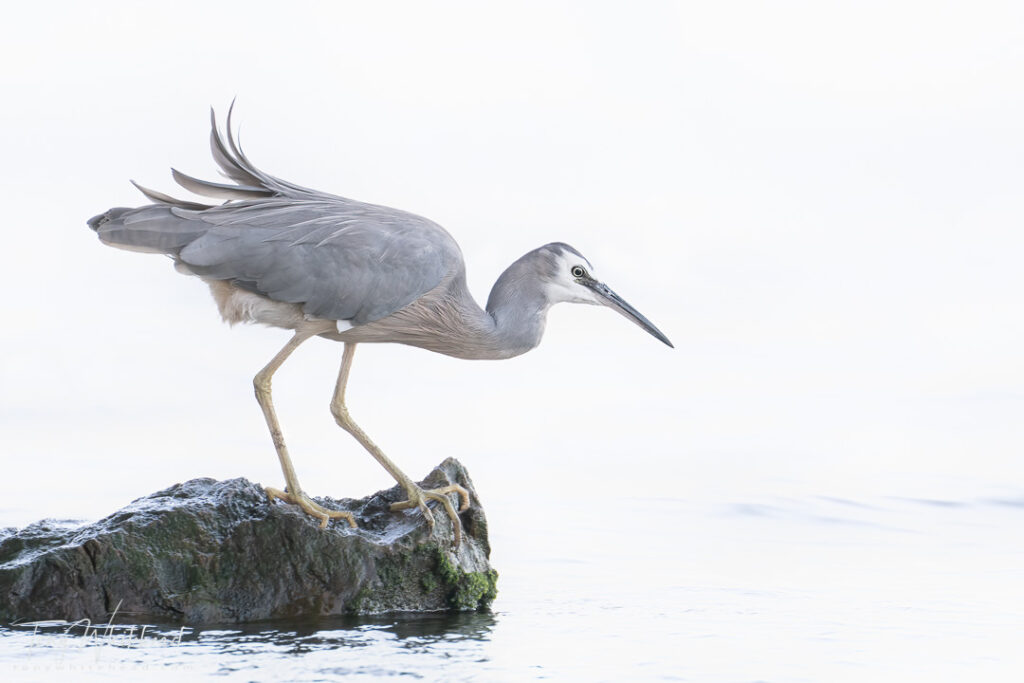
[1,1,1023,679]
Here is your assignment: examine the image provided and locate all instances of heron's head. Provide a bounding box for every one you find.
[537,242,674,348]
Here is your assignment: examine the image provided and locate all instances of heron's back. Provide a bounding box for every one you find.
[88,109,463,330]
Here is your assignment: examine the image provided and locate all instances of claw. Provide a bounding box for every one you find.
[265,486,357,528]
[417,499,437,528]
[391,483,471,547]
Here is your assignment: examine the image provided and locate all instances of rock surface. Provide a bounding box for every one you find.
[0,458,496,624]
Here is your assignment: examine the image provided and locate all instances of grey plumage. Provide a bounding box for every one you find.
[91,110,458,333]
[88,106,672,542]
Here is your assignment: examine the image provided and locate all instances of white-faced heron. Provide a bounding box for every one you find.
[88,107,673,545]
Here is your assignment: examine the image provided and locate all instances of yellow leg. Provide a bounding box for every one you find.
[256,331,356,529]
[330,343,469,545]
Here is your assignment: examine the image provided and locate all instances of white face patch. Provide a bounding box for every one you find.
[543,250,604,306]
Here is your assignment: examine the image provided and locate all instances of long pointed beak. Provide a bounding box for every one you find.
[581,279,674,348]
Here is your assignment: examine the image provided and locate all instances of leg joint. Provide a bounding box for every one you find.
[330,400,353,432]
[253,374,271,401]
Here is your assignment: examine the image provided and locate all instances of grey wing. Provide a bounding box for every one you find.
[177,199,460,325]
[93,104,461,326]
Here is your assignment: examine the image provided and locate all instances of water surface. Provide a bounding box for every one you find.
[2,490,1022,681]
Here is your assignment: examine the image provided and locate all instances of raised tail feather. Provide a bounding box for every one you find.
[87,102,324,255]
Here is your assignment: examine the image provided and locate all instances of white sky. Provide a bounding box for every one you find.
[1,1,1022,524]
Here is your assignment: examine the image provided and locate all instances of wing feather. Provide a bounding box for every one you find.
[171,168,270,200]
[178,202,458,324]
[129,180,213,210]
[209,107,263,187]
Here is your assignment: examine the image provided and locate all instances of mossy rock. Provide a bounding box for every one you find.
[0,458,496,623]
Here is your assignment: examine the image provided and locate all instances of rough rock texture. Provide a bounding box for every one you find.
[0,458,496,624]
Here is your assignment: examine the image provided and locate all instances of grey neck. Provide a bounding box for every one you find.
[477,250,554,359]
[481,281,548,360]
[427,252,553,361]
[358,248,558,361]
[334,249,555,360]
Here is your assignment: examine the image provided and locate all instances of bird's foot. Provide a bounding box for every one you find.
[391,483,471,547]
[265,486,357,529]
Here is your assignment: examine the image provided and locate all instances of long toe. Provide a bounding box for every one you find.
[306,498,358,528]
[434,483,470,512]
[265,486,357,528]
[391,484,465,547]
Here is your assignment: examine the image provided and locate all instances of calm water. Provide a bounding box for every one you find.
[2,490,1023,681]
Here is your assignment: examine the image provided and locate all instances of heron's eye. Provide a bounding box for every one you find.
[571,266,586,279]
